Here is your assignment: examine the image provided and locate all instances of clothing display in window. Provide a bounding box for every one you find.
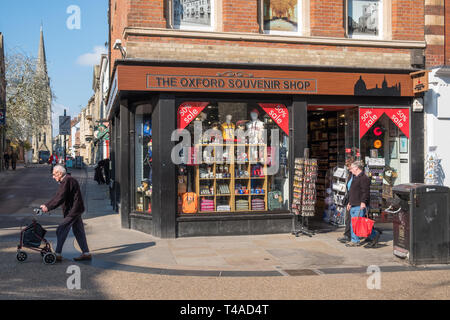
[246,109,265,144]
[176,102,289,215]
[221,115,235,141]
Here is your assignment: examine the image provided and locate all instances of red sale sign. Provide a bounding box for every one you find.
[177,102,210,130]
[258,103,289,136]
[359,107,409,139]
[385,108,410,138]
[359,108,385,139]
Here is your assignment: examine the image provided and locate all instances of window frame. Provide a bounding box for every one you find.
[346,0,384,40]
[261,0,303,36]
[171,0,216,32]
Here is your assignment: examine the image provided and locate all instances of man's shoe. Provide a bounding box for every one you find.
[74,253,92,261]
[55,255,63,262]
[364,232,381,248]
[337,236,350,243]
[345,242,361,247]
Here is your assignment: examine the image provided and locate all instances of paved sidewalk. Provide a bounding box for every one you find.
[63,167,450,277]
[3,166,446,277]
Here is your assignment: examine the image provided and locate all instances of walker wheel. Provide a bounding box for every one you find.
[43,252,56,265]
[16,251,27,262]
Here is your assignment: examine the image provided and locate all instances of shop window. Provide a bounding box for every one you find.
[173,0,214,31]
[347,0,383,39]
[135,108,153,214]
[359,107,410,220]
[176,101,290,214]
[263,0,302,35]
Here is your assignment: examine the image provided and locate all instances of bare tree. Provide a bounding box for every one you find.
[5,50,53,145]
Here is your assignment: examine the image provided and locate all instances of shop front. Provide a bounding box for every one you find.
[106,60,423,238]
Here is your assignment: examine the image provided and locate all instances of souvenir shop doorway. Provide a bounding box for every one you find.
[306,105,411,227]
[307,106,359,225]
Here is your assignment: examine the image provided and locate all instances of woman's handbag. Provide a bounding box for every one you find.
[351,209,375,238]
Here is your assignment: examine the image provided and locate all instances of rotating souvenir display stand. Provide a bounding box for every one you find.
[291,149,318,237]
[365,157,385,220]
[329,167,348,227]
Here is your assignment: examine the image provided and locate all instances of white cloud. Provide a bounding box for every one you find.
[76,46,107,66]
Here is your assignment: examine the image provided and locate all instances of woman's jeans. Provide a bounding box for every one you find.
[349,206,377,243]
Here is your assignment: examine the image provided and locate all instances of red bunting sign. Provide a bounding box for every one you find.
[359,108,385,139]
[359,108,409,139]
[258,103,289,136]
[177,102,210,130]
[385,108,410,138]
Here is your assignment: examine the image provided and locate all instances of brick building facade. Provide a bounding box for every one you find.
[107,0,427,238]
[109,0,426,70]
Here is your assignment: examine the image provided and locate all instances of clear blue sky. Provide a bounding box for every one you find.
[0,0,108,137]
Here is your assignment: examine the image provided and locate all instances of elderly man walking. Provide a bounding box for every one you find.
[40,165,91,261]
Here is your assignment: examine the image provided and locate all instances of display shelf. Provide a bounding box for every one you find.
[195,143,268,212]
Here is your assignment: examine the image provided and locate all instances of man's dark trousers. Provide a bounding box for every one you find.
[55,215,89,254]
[343,209,351,239]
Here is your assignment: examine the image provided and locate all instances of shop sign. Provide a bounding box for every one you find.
[95,124,110,141]
[359,108,410,139]
[410,70,429,94]
[147,74,317,94]
[106,73,118,119]
[116,64,416,97]
[177,102,210,130]
[258,103,289,136]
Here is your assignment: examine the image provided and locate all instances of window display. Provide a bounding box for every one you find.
[176,101,290,214]
[359,109,410,220]
[135,112,152,213]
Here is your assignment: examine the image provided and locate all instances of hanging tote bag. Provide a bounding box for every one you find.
[351,210,375,238]
[182,192,198,214]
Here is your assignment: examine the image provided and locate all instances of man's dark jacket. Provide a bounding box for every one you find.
[45,174,85,217]
[347,171,370,207]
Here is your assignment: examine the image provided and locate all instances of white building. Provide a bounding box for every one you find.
[424,67,450,186]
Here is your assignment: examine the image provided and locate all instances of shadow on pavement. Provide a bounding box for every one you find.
[90,242,156,256]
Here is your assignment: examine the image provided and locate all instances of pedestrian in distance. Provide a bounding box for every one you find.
[102,158,111,185]
[345,161,381,248]
[94,160,106,185]
[48,153,58,173]
[337,157,355,244]
[40,164,92,262]
[3,152,10,170]
[10,150,18,170]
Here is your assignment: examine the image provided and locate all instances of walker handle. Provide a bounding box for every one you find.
[384,205,402,214]
[33,208,43,216]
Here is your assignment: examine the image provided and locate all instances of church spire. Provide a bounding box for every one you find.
[37,25,48,75]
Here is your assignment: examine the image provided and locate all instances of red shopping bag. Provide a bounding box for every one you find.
[351,216,375,238]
